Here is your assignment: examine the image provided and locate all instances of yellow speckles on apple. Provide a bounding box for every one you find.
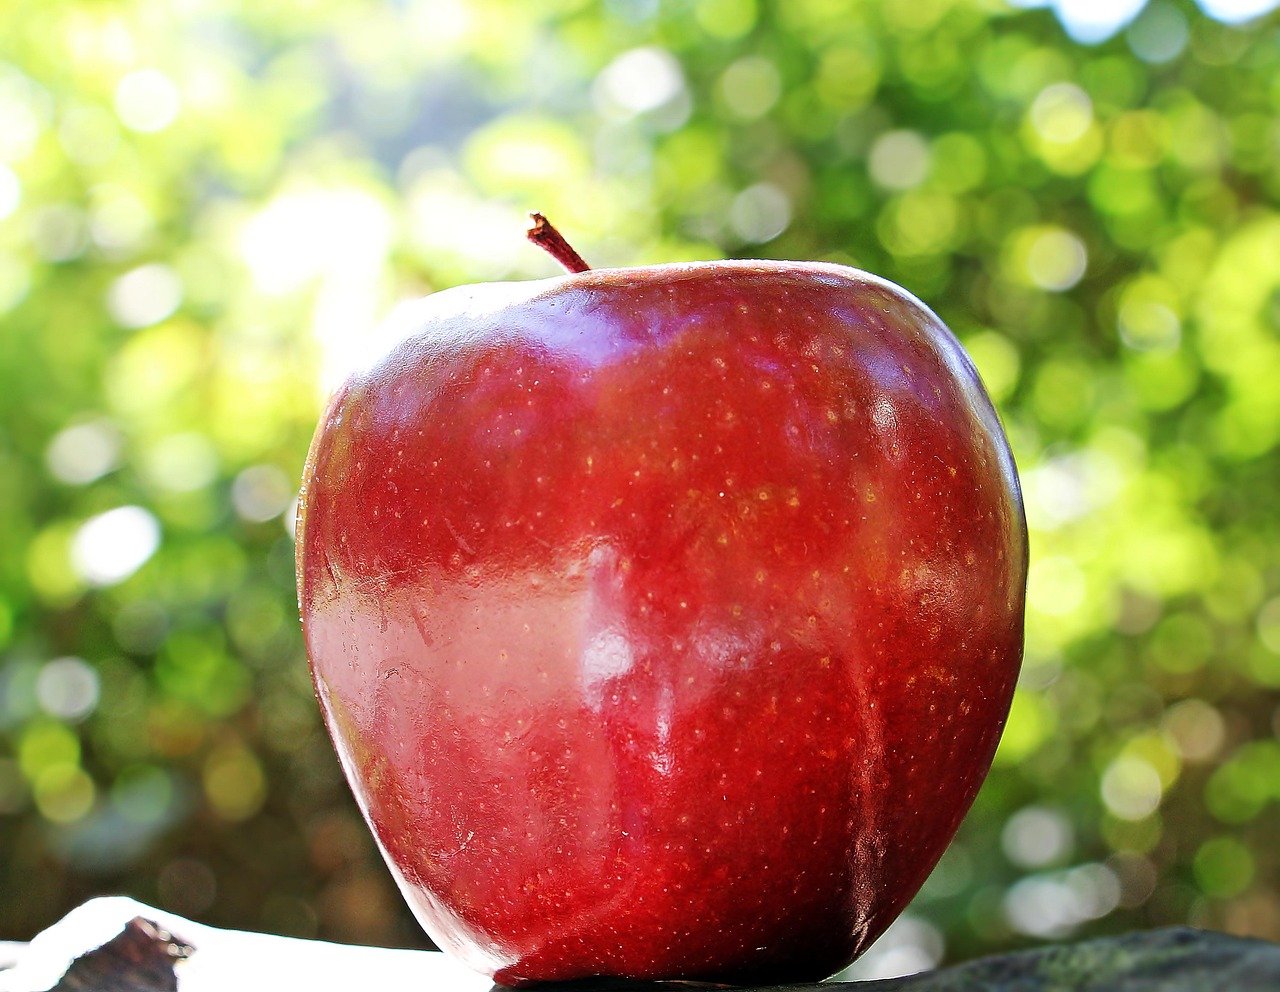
[755,569,767,584]
[819,656,831,668]
[730,604,743,618]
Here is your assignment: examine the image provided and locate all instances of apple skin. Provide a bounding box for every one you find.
[296,260,1027,986]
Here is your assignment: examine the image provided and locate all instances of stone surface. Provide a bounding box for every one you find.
[851,926,1280,991]
[528,928,1280,992]
[1,899,1278,992]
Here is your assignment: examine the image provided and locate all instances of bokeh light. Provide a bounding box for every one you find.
[113,69,181,134]
[35,658,100,723]
[70,507,162,587]
[107,263,184,329]
[46,420,124,486]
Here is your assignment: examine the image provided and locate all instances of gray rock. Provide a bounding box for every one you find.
[850,927,1280,991]
[508,929,1280,992]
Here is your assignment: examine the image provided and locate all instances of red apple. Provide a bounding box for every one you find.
[295,219,1026,986]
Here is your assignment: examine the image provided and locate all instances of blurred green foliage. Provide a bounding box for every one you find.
[1,0,1279,976]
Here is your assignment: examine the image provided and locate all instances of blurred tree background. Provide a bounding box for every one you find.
[2,0,1280,979]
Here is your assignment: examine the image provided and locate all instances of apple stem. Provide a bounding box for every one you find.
[527,212,591,273]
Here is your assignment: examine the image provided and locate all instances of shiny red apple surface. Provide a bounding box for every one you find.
[296,260,1027,986]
